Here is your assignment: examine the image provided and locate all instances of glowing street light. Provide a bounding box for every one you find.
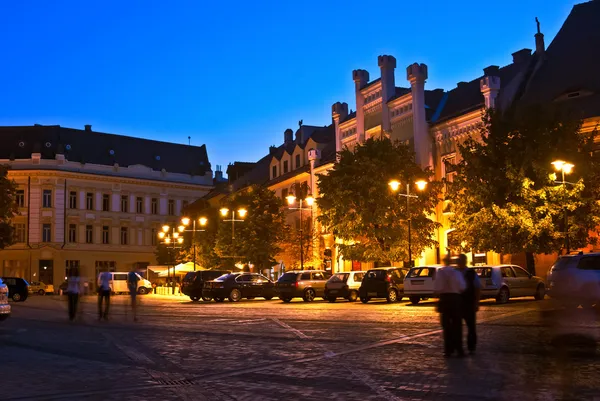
[552,160,575,254]
[287,193,315,270]
[220,207,248,263]
[157,223,185,293]
[180,216,209,271]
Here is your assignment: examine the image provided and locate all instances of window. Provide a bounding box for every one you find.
[353,272,364,282]
[68,224,76,243]
[136,197,143,213]
[95,261,116,275]
[501,267,515,278]
[295,154,301,168]
[42,224,52,242]
[182,200,189,211]
[113,273,128,281]
[312,272,324,280]
[151,198,158,214]
[85,225,93,244]
[576,256,600,271]
[15,190,25,207]
[442,155,457,184]
[236,274,252,283]
[282,188,288,201]
[300,272,311,280]
[86,192,94,210]
[168,199,175,215]
[120,195,128,213]
[513,266,530,277]
[102,226,110,244]
[283,160,289,174]
[102,194,110,211]
[14,223,26,243]
[151,228,156,246]
[42,189,52,208]
[69,191,77,209]
[120,227,128,245]
[272,165,277,179]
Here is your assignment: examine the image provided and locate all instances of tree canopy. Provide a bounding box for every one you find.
[317,137,441,264]
[447,106,600,255]
[0,166,18,249]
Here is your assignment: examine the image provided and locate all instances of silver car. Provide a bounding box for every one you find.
[324,271,366,302]
[473,265,545,304]
[547,252,600,308]
[0,278,11,321]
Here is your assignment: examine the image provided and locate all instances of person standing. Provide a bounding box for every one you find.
[434,255,467,357]
[456,254,481,355]
[97,269,112,321]
[66,267,82,321]
[127,270,140,322]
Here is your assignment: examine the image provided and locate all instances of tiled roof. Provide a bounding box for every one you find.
[340,111,356,124]
[388,86,412,102]
[0,125,210,175]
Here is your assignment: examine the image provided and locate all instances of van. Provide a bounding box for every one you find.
[181,270,231,301]
[97,272,152,295]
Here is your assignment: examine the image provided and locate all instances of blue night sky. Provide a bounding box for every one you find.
[0,0,581,176]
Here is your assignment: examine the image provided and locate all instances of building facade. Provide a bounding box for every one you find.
[0,125,213,286]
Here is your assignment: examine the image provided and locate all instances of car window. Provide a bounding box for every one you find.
[278,273,299,282]
[236,274,253,282]
[256,274,270,283]
[353,273,364,282]
[419,268,430,277]
[214,274,232,281]
[5,278,16,286]
[329,273,348,282]
[406,268,420,278]
[474,268,492,278]
[513,266,530,278]
[577,256,600,270]
[312,272,325,280]
[113,273,127,281]
[300,272,311,280]
[366,270,385,280]
[391,269,403,281]
[501,267,515,278]
[183,272,197,283]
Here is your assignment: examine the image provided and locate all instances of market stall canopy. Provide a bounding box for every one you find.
[156,262,205,277]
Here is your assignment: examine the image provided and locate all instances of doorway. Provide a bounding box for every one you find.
[39,260,54,284]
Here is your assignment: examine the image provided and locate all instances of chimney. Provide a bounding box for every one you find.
[534,17,545,56]
[480,66,501,109]
[332,102,349,154]
[457,81,469,89]
[512,48,532,64]
[406,62,431,168]
[378,55,397,133]
[84,124,92,132]
[269,145,277,155]
[352,69,370,143]
[284,129,293,144]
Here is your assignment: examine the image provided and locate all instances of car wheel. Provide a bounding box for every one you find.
[190,296,200,302]
[327,296,337,303]
[386,289,398,303]
[264,296,273,301]
[303,288,316,302]
[38,289,45,296]
[12,293,21,302]
[202,296,213,301]
[229,289,242,302]
[496,287,510,304]
[534,284,545,301]
[409,296,420,305]
[281,297,292,303]
[348,290,358,302]
[138,287,148,295]
[360,296,371,304]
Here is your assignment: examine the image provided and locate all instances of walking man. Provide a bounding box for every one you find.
[456,254,481,354]
[127,270,140,322]
[434,255,467,357]
[66,267,82,321]
[97,269,112,321]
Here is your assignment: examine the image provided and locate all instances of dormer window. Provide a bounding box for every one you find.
[272,165,277,179]
[295,154,301,168]
[283,161,289,174]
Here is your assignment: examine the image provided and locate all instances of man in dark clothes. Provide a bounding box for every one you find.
[457,254,481,354]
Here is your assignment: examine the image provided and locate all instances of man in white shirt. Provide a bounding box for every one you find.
[97,269,112,321]
[434,255,467,357]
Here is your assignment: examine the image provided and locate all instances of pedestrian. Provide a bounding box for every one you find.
[66,267,82,321]
[434,254,467,358]
[127,270,140,322]
[97,269,112,321]
[456,254,481,355]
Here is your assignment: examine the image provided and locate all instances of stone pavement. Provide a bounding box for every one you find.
[1,295,599,400]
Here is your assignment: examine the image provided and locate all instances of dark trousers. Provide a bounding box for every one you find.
[463,307,477,352]
[67,293,79,321]
[439,293,463,355]
[98,290,110,319]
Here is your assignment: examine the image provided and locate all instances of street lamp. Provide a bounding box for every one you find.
[389,179,428,267]
[286,193,315,270]
[552,160,575,254]
[181,216,208,271]
[158,224,185,294]
[220,207,247,264]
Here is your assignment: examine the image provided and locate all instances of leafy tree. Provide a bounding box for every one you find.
[215,185,286,271]
[0,165,18,249]
[447,106,600,256]
[317,137,441,264]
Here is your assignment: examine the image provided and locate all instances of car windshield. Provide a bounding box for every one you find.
[365,270,386,280]
[278,273,298,282]
[183,272,197,282]
[474,268,492,278]
[328,273,348,282]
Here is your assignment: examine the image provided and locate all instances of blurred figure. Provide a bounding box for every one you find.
[456,254,481,355]
[97,269,112,321]
[127,270,140,322]
[66,267,82,321]
[434,255,467,357]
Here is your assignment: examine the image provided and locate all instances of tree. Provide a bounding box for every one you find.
[0,165,18,249]
[447,106,600,256]
[215,185,286,271]
[317,137,441,264]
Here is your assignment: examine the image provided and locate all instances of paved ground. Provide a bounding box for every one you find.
[1,293,600,401]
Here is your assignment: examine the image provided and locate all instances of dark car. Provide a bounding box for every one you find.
[181,270,231,301]
[358,267,409,303]
[202,273,275,302]
[1,277,30,302]
[276,270,331,302]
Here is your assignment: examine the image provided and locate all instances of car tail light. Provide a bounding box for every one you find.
[385,274,392,283]
[295,281,299,288]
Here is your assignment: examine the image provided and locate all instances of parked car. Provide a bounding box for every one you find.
[276,270,331,302]
[324,271,366,302]
[58,281,68,295]
[404,265,443,304]
[473,265,545,304]
[547,252,600,307]
[203,273,275,302]
[358,267,410,303]
[0,278,10,321]
[0,277,29,302]
[181,270,231,301]
[28,281,55,295]
[96,272,152,295]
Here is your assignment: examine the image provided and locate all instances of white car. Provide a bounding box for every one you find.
[324,271,366,302]
[547,252,600,307]
[404,265,444,304]
[0,278,11,321]
[97,272,153,294]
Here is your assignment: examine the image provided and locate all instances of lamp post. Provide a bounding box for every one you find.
[181,216,208,271]
[158,224,185,294]
[219,207,247,266]
[551,160,575,254]
[389,179,428,267]
[286,193,315,270]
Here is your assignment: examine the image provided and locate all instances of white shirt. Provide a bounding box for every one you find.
[434,266,467,294]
